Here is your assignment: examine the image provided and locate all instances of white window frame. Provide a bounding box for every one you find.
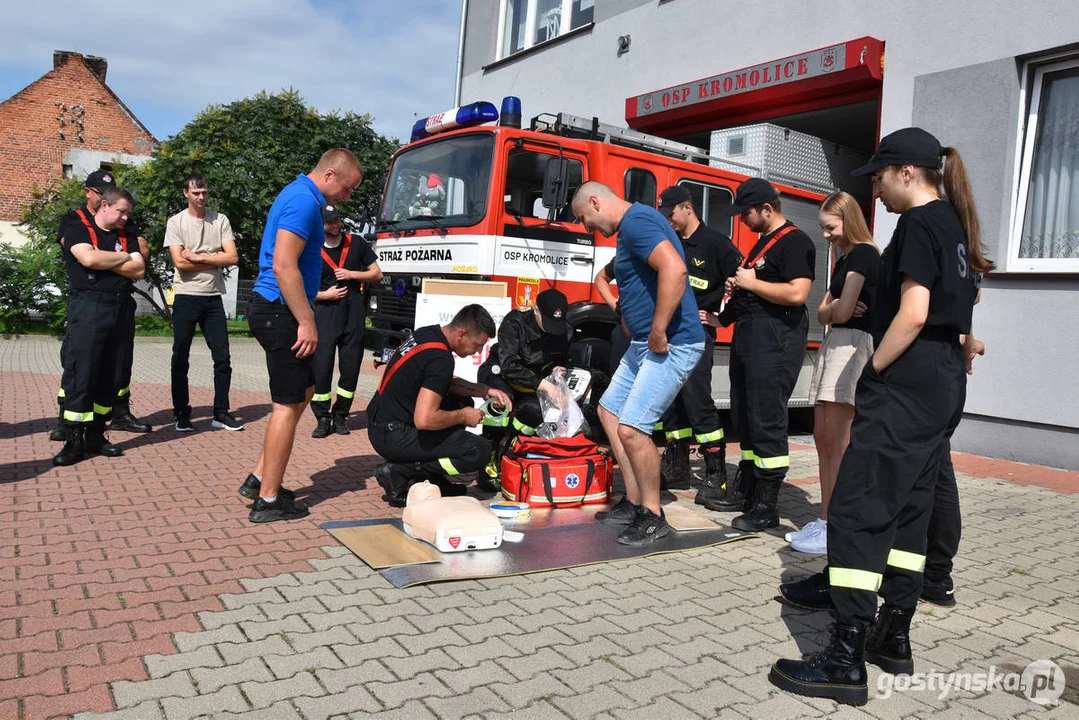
[1007,53,1079,273]
[496,0,591,60]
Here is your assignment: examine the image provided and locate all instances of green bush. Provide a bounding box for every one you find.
[133,314,173,335]
[0,241,67,335]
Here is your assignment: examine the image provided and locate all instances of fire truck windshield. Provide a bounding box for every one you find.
[378,134,494,230]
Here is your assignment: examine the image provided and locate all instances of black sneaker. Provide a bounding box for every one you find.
[174,414,194,432]
[248,495,310,523]
[237,473,295,500]
[212,412,244,431]
[616,506,671,546]
[110,412,152,433]
[594,496,639,525]
[920,579,956,607]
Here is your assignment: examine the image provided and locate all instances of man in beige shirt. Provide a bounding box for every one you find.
[164,172,243,432]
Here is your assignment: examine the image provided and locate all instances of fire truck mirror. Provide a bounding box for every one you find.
[542,157,571,210]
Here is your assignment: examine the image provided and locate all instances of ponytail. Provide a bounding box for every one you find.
[939,147,995,274]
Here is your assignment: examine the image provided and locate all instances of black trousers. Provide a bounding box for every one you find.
[729,311,807,485]
[310,296,365,420]
[171,294,232,417]
[61,289,128,426]
[58,292,135,411]
[660,330,723,445]
[925,442,962,584]
[828,337,966,626]
[368,396,490,479]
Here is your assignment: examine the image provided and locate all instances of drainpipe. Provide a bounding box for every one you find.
[453,0,469,106]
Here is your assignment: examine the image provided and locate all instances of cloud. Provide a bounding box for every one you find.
[0,0,464,141]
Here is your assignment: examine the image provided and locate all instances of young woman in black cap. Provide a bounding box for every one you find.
[769,127,994,706]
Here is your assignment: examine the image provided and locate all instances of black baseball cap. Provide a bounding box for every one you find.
[657,185,693,217]
[852,127,943,176]
[84,169,116,191]
[535,289,568,335]
[322,204,342,222]
[717,178,780,217]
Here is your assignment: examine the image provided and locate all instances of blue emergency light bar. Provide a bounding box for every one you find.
[410,101,499,142]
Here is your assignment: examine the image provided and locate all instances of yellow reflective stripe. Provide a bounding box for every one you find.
[665,428,692,440]
[695,429,724,443]
[335,386,355,399]
[741,449,758,461]
[63,409,93,423]
[754,455,790,469]
[654,421,664,431]
[688,275,709,290]
[529,491,609,504]
[93,404,112,415]
[438,457,459,476]
[887,549,926,573]
[512,418,535,435]
[57,388,66,399]
[116,387,130,398]
[312,392,332,402]
[829,567,882,592]
[483,414,510,427]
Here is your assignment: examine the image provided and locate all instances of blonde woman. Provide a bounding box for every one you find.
[787,191,879,555]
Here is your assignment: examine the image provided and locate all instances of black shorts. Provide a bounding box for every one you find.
[248,292,315,404]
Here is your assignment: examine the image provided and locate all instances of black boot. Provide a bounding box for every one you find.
[49,420,69,442]
[311,417,333,439]
[865,605,915,675]
[780,569,833,611]
[659,438,690,490]
[732,479,780,531]
[375,462,419,507]
[110,399,152,433]
[53,426,86,466]
[769,624,868,706]
[85,421,123,457]
[333,414,351,436]
[694,443,727,505]
[701,459,752,511]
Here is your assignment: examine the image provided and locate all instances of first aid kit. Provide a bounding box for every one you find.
[500,434,612,507]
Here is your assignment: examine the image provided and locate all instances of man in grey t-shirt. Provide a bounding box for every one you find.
[164,172,243,432]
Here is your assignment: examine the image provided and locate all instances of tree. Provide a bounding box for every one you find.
[9,90,398,327]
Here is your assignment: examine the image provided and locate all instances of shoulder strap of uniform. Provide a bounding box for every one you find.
[320,233,352,270]
[743,225,797,269]
[376,341,447,395]
[74,208,128,252]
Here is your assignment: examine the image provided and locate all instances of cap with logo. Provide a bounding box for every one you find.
[535,288,568,335]
[718,177,780,217]
[657,185,693,217]
[322,204,342,222]
[851,127,943,176]
[84,170,116,192]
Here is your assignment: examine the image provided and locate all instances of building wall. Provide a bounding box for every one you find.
[460,1,1079,468]
[0,51,155,222]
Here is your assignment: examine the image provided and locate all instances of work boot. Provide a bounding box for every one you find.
[701,459,753,511]
[659,438,690,489]
[52,426,86,466]
[375,462,417,508]
[85,421,123,457]
[110,404,152,433]
[49,421,69,442]
[769,624,868,706]
[311,417,333,439]
[732,479,780,531]
[780,569,833,611]
[693,443,727,504]
[333,414,351,435]
[865,605,915,675]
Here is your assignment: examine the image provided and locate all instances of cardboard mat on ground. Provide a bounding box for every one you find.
[322,503,755,588]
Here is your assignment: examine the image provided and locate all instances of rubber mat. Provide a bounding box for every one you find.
[322,507,755,588]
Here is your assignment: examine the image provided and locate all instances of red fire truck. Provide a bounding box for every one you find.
[368,99,834,409]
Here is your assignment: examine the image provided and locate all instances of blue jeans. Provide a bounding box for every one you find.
[171,294,232,417]
[599,341,705,434]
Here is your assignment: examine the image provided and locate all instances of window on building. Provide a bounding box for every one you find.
[498,0,594,60]
[504,148,584,221]
[1011,57,1079,272]
[677,180,735,237]
[624,168,656,208]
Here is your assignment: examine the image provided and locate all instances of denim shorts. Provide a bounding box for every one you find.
[599,341,705,434]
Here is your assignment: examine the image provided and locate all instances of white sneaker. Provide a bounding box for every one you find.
[791,519,828,555]
[785,517,823,544]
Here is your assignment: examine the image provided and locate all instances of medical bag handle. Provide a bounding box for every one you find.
[376,341,446,394]
[539,457,595,506]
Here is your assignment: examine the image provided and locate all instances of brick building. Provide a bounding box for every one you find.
[0,50,156,245]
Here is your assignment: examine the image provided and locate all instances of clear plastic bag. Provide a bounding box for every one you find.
[536,368,585,438]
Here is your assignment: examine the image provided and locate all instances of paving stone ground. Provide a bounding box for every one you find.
[1,335,1076,720]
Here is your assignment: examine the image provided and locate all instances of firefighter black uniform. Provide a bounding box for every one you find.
[367,325,492,506]
[655,185,742,496]
[475,289,571,481]
[708,180,815,530]
[309,208,379,437]
[53,200,143,465]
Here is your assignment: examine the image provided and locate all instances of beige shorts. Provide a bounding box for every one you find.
[808,327,875,406]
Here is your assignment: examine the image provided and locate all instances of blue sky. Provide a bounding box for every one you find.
[0,0,464,143]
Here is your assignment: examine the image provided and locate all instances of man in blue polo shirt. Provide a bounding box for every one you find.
[571,181,705,545]
[239,149,364,523]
